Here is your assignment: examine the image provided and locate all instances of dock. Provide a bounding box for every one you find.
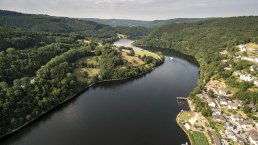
[177,97,188,100]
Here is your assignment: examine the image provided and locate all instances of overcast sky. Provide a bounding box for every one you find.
[0,0,258,20]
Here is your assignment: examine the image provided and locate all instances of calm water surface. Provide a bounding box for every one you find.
[1,39,199,145]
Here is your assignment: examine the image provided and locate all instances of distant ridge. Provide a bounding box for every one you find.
[0,10,114,34]
[83,18,214,27]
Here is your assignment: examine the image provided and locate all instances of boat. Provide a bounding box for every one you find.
[181,142,188,145]
[170,57,174,60]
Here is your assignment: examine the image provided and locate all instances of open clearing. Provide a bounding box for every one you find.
[121,51,144,66]
[178,111,195,121]
[245,43,258,49]
[74,67,100,82]
[135,50,161,60]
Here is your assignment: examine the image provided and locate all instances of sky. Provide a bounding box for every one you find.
[0,0,258,20]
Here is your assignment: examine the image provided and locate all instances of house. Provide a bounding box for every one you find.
[241,56,258,63]
[220,50,228,55]
[250,66,258,72]
[222,59,228,63]
[208,99,216,107]
[237,120,254,130]
[247,130,258,145]
[239,44,247,51]
[212,108,221,116]
[224,67,232,71]
[214,115,226,123]
[248,103,257,112]
[240,74,257,82]
[30,77,35,84]
[227,102,239,110]
[233,70,242,77]
[218,87,230,96]
[254,80,258,87]
[225,129,237,141]
[227,122,237,130]
[231,115,244,122]
[237,137,245,143]
[220,97,228,106]
[184,123,191,130]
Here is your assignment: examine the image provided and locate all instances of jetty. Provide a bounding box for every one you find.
[177,97,188,100]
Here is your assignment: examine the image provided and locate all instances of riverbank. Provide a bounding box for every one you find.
[177,111,209,145]
[176,111,195,145]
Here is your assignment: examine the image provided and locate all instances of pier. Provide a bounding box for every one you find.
[177,97,188,100]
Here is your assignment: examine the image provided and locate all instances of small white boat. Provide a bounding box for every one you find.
[170,57,174,60]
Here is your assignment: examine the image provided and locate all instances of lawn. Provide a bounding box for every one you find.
[245,43,258,49]
[178,111,195,121]
[135,50,161,60]
[192,131,209,145]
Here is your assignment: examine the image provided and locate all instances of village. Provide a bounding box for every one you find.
[178,43,258,145]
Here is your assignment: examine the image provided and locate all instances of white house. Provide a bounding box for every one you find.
[212,108,221,116]
[254,80,258,87]
[184,123,191,130]
[240,74,257,82]
[241,56,258,63]
[208,99,216,107]
[220,97,228,106]
[224,67,232,71]
[220,50,228,55]
[237,120,254,130]
[233,70,242,77]
[227,102,239,110]
[250,66,258,72]
[239,44,247,51]
[231,115,244,122]
[248,130,258,145]
[214,115,226,123]
[30,77,35,84]
[218,87,230,96]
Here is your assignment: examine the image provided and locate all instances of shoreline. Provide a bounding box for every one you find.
[176,111,195,145]
[0,66,160,142]
[136,43,199,145]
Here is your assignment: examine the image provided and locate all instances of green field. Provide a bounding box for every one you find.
[192,131,209,145]
[178,111,195,121]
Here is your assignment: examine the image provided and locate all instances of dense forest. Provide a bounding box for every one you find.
[0,40,162,135]
[135,16,258,114]
[0,10,164,137]
[0,10,151,41]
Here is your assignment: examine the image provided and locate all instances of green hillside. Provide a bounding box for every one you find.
[136,16,258,108]
[0,10,116,39]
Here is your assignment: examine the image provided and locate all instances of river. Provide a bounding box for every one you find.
[1,39,199,145]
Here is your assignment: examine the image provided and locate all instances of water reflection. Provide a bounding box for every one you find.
[1,39,199,145]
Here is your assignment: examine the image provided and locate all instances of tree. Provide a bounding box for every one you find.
[208,90,214,98]
[243,105,252,114]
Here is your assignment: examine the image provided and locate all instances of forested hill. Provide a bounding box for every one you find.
[135,16,258,100]
[136,16,258,53]
[84,18,212,28]
[0,10,153,39]
[0,10,116,39]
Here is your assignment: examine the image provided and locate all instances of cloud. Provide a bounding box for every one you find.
[0,0,258,20]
